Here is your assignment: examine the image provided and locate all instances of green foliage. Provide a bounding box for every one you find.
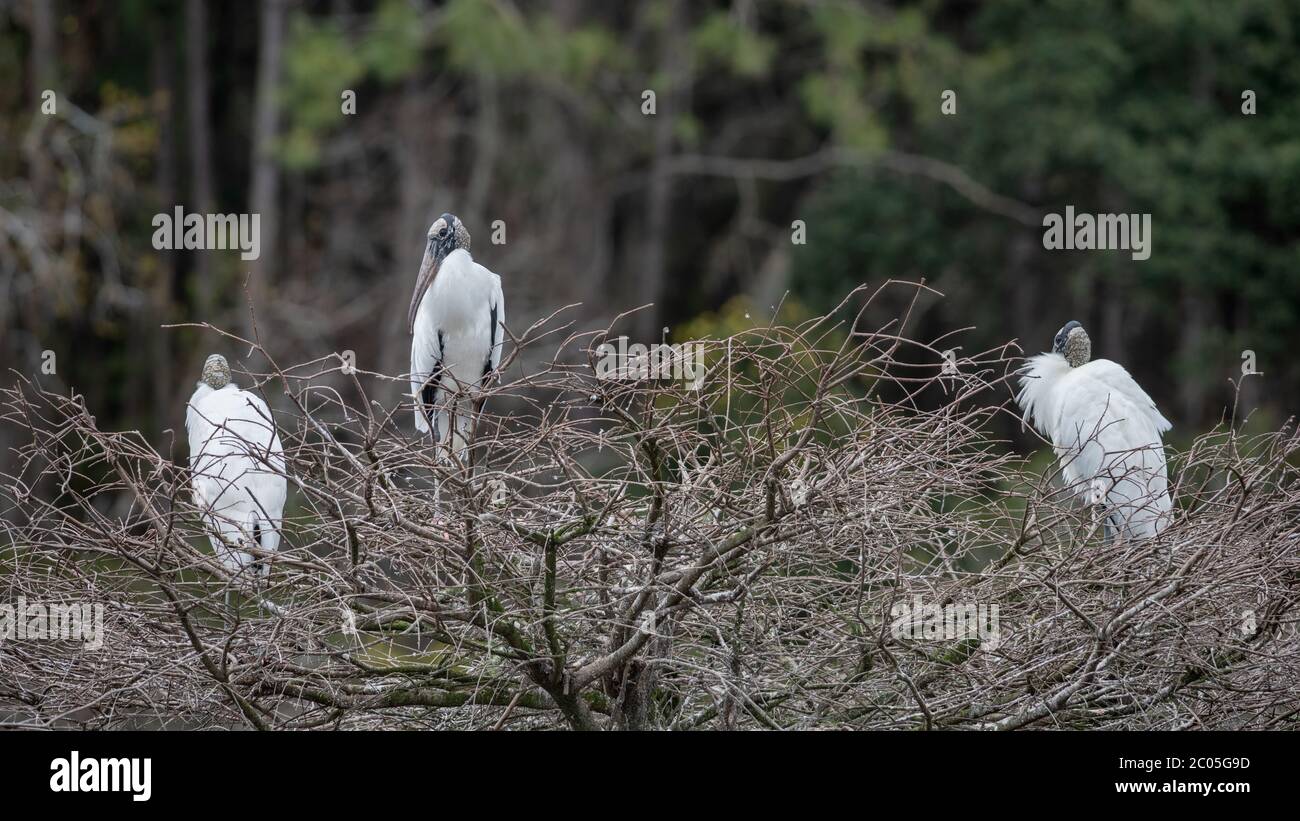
[440,0,623,83]
[691,12,775,78]
[280,18,364,169]
[675,295,858,445]
[279,0,426,169]
[788,0,1300,419]
[798,3,959,151]
[360,0,426,82]
[791,173,954,311]
[12,0,1299,443]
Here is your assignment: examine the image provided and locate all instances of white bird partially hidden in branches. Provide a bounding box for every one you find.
[186,354,287,577]
[408,213,506,460]
[1017,320,1173,539]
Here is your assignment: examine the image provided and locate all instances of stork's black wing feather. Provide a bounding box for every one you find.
[483,302,499,379]
[422,330,446,429]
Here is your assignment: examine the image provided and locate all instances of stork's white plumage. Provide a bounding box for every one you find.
[1017,321,1173,539]
[408,213,505,459]
[186,354,286,576]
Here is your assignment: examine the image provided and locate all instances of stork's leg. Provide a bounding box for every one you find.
[467,364,498,471]
[421,373,443,439]
[453,403,476,466]
[421,331,447,447]
[421,374,447,510]
[250,521,265,578]
[470,393,488,464]
[1102,510,1124,544]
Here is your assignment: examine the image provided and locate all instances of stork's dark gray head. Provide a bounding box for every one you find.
[409,213,472,334]
[199,354,231,389]
[1051,320,1091,368]
[428,212,470,257]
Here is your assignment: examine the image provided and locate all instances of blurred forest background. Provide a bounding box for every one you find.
[1,0,1298,457]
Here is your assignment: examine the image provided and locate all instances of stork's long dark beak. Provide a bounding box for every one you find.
[408,246,441,335]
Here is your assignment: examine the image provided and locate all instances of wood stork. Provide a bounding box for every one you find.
[186,354,287,577]
[408,213,506,460]
[1017,321,1173,539]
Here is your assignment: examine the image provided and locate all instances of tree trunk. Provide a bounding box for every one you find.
[25,0,57,207]
[186,0,216,317]
[247,0,287,338]
[1233,293,1258,421]
[1178,289,1210,424]
[26,0,55,96]
[150,5,177,427]
[385,75,442,401]
[637,0,688,340]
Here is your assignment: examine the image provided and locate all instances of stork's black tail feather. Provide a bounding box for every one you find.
[251,521,265,576]
[422,381,439,429]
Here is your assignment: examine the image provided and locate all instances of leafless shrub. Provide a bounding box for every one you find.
[2,284,1298,730]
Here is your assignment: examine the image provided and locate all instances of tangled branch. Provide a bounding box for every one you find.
[2,284,1297,729]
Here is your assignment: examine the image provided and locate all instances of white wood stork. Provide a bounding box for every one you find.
[408,213,505,460]
[1017,320,1173,539]
[186,354,287,577]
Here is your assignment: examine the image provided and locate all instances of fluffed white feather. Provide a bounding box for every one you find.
[1017,352,1173,538]
[186,381,287,575]
[410,247,505,457]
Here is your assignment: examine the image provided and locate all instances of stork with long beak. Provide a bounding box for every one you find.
[408,213,506,461]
